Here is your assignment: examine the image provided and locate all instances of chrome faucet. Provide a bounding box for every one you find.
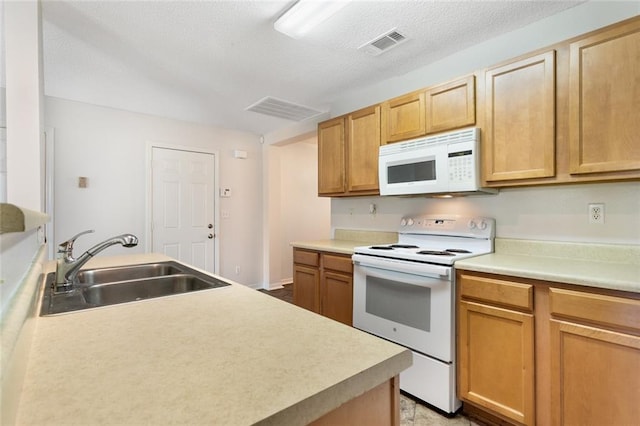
[54,230,138,292]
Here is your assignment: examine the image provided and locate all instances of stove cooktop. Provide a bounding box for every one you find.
[353,215,495,266]
[354,244,486,265]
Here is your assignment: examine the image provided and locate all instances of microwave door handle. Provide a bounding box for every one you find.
[358,265,449,288]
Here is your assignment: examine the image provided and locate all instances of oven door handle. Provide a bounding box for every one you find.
[356,265,449,288]
[353,254,450,281]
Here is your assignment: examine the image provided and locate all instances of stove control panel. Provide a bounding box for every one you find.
[399,215,495,238]
[468,219,488,230]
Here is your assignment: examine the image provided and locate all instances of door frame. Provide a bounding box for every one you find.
[145,141,220,274]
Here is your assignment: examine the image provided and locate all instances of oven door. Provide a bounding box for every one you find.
[352,254,454,362]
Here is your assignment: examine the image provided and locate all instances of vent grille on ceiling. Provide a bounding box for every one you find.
[359,29,408,56]
[245,97,324,121]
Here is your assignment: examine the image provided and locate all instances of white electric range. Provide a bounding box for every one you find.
[352,215,495,414]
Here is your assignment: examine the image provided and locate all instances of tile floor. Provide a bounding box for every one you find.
[400,394,477,426]
[259,284,478,426]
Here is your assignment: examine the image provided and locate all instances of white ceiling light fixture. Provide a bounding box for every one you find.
[274,0,351,39]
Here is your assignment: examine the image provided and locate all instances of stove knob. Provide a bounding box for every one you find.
[478,220,487,230]
[406,218,415,226]
[400,218,407,227]
[468,220,477,229]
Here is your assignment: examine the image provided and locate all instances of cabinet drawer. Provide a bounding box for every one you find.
[550,287,640,332]
[294,249,319,267]
[322,254,353,273]
[459,273,533,311]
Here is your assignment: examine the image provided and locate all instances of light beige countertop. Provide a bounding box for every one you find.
[455,239,640,293]
[291,229,398,255]
[17,254,411,425]
[290,239,369,255]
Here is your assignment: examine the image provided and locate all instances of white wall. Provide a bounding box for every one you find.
[332,182,640,245]
[4,0,44,210]
[1,0,47,315]
[1,3,48,423]
[45,97,264,287]
[265,138,331,288]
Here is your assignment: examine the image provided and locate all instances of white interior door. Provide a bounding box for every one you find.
[151,147,216,273]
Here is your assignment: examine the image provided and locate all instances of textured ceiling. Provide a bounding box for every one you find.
[35,0,584,135]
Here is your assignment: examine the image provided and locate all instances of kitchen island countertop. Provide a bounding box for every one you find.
[16,254,411,425]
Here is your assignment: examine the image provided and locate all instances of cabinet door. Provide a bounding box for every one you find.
[568,19,640,174]
[550,320,640,426]
[425,75,475,134]
[293,264,320,314]
[459,300,535,425]
[321,270,353,326]
[346,105,381,194]
[318,117,346,195]
[484,51,556,182]
[381,91,426,144]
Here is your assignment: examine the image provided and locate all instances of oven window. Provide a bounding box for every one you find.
[387,160,436,184]
[365,275,431,332]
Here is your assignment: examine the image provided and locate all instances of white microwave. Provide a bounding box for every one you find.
[378,127,497,196]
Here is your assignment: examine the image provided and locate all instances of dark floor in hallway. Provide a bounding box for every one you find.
[258,283,293,303]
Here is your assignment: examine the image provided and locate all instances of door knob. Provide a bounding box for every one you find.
[208,224,213,229]
[208,234,214,239]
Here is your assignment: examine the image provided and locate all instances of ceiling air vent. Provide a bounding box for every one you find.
[245,96,324,121]
[359,29,408,56]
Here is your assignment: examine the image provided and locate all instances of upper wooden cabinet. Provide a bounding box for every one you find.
[381,91,426,144]
[318,17,640,193]
[381,75,476,144]
[318,105,381,197]
[346,105,381,194]
[481,16,640,187]
[483,51,556,182]
[568,19,640,175]
[318,117,346,195]
[425,75,476,134]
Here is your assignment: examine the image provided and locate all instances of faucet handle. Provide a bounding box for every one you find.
[58,229,95,254]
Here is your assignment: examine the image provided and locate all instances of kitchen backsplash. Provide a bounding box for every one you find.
[331,181,640,245]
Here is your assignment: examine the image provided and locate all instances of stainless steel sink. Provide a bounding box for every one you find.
[83,275,216,305]
[75,263,184,285]
[40,261,230,316]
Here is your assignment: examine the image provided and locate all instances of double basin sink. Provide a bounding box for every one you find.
[41,261,230,316]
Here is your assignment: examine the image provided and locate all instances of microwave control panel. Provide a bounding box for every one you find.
[447,139,478,186]
[448,148,474,182]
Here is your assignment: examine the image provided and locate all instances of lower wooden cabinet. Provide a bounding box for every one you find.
[310,376,401,426]
[457,271,640,426]
[293,264,320,313]
[293,248,353,326]
[458,273,535,426]
[549,288,640,426]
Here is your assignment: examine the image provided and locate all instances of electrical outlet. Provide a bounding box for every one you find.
[588,203,605,224]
